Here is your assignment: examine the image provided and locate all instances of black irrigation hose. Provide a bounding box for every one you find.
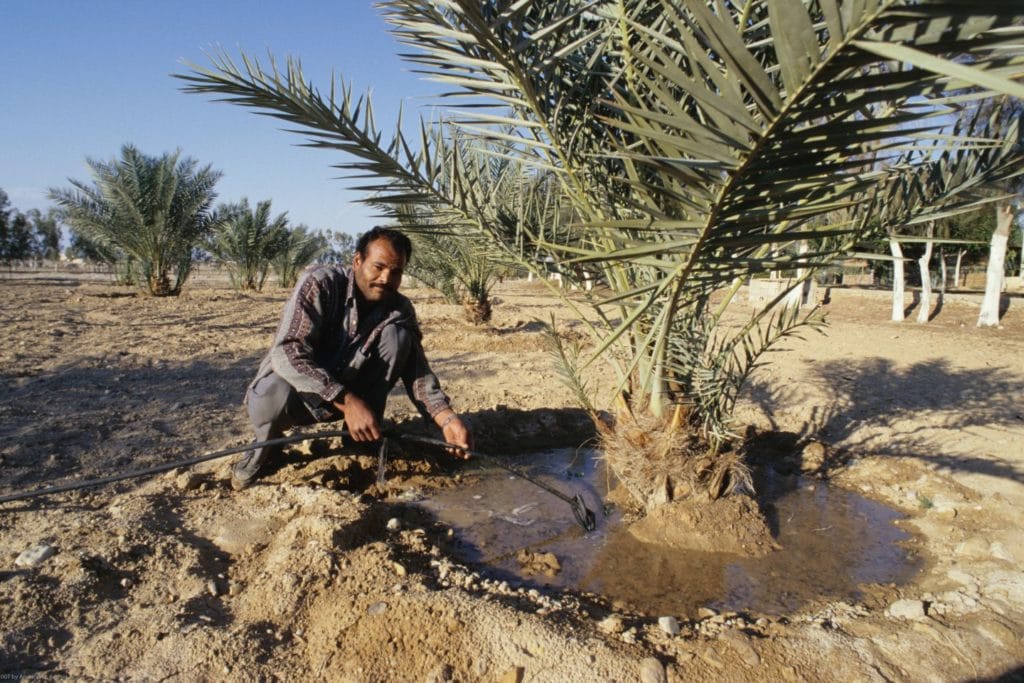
[387,432,598,532]
[0,428,599,531]
[0,429,350,505]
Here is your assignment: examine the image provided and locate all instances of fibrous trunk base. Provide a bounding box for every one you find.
[596,407,751,513]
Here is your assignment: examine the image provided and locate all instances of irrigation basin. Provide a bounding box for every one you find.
[414,448,920,617]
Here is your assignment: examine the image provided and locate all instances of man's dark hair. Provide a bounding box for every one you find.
[356,226,413,262]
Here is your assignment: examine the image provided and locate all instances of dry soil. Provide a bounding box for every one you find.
[1,272,1022,682]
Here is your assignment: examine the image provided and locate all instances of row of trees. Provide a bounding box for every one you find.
[181,0,1024,510]
[0,190,61,264]
[46,144,354,295]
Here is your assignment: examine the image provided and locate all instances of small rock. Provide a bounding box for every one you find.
[697,607,717,619]
[228,581,242,597]
[367,601,388,616]
[497,667,524,683]
[800,441,827,473]
[120,577,133,589]
[699,647,725,670]
[722,630,760,667]
[658,616,680,636]
[207,580,220,597]
[887,599,927,620]
[598,614,625,634]
[393,562,407,577]
[989,542,1014,562]
[473,659,488,677]
[955,537,988,558]
[386,518,402,531]
[175,472,202,492]
[15,544,56,568]
[946,569,978,588]
[639,657,667,683]
[976,618,1019,648]
[426,663,454,682]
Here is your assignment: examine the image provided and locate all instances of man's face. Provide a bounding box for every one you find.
[353,238,406,305]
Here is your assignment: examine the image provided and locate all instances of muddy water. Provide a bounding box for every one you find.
[415,448,920,617]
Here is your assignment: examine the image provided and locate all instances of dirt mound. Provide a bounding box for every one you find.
[626,494,778,557]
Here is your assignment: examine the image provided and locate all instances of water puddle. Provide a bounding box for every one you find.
[415,448,920,616]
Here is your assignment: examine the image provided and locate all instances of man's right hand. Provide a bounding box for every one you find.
[334,392,381,441]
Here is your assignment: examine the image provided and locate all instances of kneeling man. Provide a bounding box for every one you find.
[231,226,472,490]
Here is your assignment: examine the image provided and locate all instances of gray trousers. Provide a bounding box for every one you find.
[238,323,413,478]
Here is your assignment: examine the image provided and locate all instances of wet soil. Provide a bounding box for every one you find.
[418,449,920,619]
[1,272,1023,681]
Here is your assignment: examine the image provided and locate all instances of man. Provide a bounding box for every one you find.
[230,226,472,490]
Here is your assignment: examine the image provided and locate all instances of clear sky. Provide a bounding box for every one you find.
[1,1,442,235]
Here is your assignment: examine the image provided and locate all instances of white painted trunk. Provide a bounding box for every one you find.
[916,231,934,324]
[783,241,811,309]
[977,204,1013,327]
[917,222,933,323]
[890,238,905,322]
[955,250,965,288]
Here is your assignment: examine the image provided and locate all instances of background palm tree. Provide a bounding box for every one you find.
[180,0,1024,505]
[50,144,222,296]
[207,198,289,291]
[405,226,501,324]
[272,224,327,288]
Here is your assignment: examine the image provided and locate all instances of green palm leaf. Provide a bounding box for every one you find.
[179,0,1024,432]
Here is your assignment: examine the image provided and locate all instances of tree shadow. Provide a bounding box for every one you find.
[0,353,260,496]
[136,496,235,631]
[930,292,944,320]
[967,665,1024,683]
[903,290,919,318]
[743,357,1024,484]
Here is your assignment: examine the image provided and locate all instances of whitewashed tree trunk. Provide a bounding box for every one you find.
[954,249,965,288]
[977,202,1014,327]
[783,241,812,309]
[890,238,905,322]
[916,223,935,324]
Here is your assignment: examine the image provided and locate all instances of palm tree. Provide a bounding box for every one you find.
[405,227,501,324]
[180,1,1024,505]
[207,198,289,291]
[272,224,327,288]
[50,144,222,296]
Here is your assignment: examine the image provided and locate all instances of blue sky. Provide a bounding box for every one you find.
[1,1,441,235]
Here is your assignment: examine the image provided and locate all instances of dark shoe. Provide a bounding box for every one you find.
[230,450,264,491]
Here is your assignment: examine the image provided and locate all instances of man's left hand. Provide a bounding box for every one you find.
[437,411,472,460]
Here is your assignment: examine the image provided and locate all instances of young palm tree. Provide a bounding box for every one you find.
[272,224,327,288]
[207,198,289,291]
[405,226,501,324]
[50,144,221,296]
[180,1,1024,505]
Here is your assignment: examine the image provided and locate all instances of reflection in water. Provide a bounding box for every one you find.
[416,449,919,616]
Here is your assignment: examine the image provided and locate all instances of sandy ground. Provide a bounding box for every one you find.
[1,272,1022,682]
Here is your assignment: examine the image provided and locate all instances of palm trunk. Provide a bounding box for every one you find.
[977,203,1013,327]
[955,249,965,288]
[889,238,905,322]
[916,223,934,324]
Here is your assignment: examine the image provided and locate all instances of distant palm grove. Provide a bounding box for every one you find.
[39,144,354,296]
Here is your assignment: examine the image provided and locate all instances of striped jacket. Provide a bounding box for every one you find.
[249,265,450,420]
